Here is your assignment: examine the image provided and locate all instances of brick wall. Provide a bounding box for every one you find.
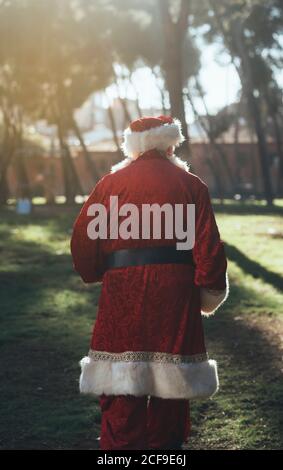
[7,143,280,199]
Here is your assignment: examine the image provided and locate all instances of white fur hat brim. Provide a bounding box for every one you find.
[121,119,185,157]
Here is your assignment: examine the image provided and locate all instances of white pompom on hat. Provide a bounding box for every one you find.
[121,115,185,157]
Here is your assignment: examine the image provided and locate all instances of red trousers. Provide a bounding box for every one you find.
[99,394,190,450]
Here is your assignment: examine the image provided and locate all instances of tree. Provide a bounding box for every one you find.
[186,77,238,193]
[200,0,283,205]
[0,0,115,202]
[100,0,200,159]
[158,0,191,156]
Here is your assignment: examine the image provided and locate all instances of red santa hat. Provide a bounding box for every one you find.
[121,115,185,157]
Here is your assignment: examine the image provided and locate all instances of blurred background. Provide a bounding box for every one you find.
[0,0,282,450]
[0,0,283,204]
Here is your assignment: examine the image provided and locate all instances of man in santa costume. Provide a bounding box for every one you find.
[71,115,228,450]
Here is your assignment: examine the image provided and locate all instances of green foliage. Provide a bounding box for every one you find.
[0,0,114,128]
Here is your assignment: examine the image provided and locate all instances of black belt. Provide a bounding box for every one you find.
[105,246,194,270]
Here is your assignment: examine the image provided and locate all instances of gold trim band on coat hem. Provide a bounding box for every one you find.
[88,349,209,364]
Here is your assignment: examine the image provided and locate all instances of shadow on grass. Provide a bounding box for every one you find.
[187,280,283,450]
[0,220,101,449]
[0,231,101,319]
[225,243,283,292]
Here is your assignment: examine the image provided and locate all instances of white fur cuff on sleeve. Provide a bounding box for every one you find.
[201,273,229,317]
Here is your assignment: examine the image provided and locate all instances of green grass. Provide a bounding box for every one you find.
[0,203,282,449]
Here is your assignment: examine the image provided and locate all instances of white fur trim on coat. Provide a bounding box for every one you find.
[79,356,219,400]
[201,272,229,317]
[121,119,185,157]
[111,156,134,173]
[111,153,189,174]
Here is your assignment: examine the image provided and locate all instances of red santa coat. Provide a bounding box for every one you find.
[71,149,228,400]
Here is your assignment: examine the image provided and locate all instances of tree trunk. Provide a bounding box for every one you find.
[231,19,273,206]
[0,169,10,205]
[114,74,132,128]
[57,120,83,204]
[209,1,273,205]
[71,116,99,183]
[193,78,237,193]
[105,92,123,161]
[263,88,283,195]
[272,114,283,195]
[185,92,224,199]
[119,96,132,128]
[159,0,191,159]
[0,145,13,204]
[14,149,31,199]
[54,83,83,202]
[60,84,99,184]
[129,72,143,118]
[233,101,242,186]
[151,67,168,115]
[205,152,225,202]
[0,131,14,205]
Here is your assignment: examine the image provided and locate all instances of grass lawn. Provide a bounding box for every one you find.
[0,202,282,450]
